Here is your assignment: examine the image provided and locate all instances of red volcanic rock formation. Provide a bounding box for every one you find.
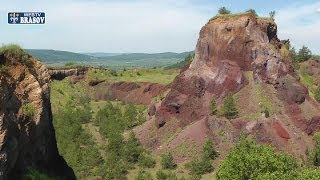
[137,13,318,161]
[0,51,75,179]
[154,14,300,128]
[93,81,168,105]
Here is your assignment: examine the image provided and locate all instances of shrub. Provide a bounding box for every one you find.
[246,9,258,16]
[156,170,178,180]
[223,95,238,119]
[21,103,36,118]
[110,69,118,76]
[161,152,176,169]
[269,11,276,19]
[137,71,141,76]
[216,138,297,180]
[313,132,320,166]
[264,108,270,118]
[65,62,77,67]
[0,44,32,67]
[185,154,213,180]
[209,97,217,115]
[314,86,320,102]
[0,65,8,73]
[124,131,144,163]
[218,7,231,15]
[203,138,218,160]
[138,153,156,168]
[24,168,53,180]
[135,169,153,180]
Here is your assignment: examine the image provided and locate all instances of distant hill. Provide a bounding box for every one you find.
[25,49,194,68]
[26,49,94,66]
[84,53,122,57]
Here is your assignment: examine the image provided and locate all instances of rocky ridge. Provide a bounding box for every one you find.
[0,50,75,179]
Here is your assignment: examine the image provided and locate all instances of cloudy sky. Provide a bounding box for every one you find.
[0,0,319,53]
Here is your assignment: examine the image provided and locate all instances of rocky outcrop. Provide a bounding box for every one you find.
[0,52,75,179]
[136,13,317,161]
[154,14,301,127]
[93,81,167,105]
[48,67,88,80]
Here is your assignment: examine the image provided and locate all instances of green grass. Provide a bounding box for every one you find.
[300,67,316,96]
[87,68,179,85]
[0,65,8,73]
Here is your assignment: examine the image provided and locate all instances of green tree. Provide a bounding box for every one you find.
[223,95,238,119]
[209,97,218,115]
[138,153,156,168]
[161,152,176,169]
[218,7,231,15]
[216,139,297,180]
[156,170,178,180]
[203,138,218,160]
[315,86,320,103]
[246,9,258,16]
[123,131,144,163]
[297,46,312,62]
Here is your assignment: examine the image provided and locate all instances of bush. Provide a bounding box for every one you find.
[0,65,8,73]
[24,168,53,180]
[269,11,276,19]
[216,138,297,180]
[138,153,156,168]
[218,7,231,15]
[313,132,320,166]
[203,138,218,160]
[314,86,320,102]
[246,9,258,16]
[135,169,153,180]
[156,170,178,180]
[264,108,270,118]
[223,95,238,119]
[0,44,32,67]
[123,131,144,163]
[186,155,213,180]
[110,70,118,76]
[161,152,176,169]
[209,97,217,115]
[21,103,36,118]
[137,71,142,76]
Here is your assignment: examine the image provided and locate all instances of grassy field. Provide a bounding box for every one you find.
[87,68,179,85]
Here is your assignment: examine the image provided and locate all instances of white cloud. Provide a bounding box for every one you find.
[276,2,320,54]
[317,8,320,13]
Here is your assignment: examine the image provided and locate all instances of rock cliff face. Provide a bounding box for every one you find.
[155,14,303,127]
[0,52,75,179]
[138,14,319,161]
[48,67,88,80]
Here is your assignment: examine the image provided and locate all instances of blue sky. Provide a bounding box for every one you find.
[0,0,319,53]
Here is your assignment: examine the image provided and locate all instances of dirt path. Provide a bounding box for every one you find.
[82,122,107,160]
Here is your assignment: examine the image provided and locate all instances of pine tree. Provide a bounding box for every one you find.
[161,152,176,169]
[209,98,218,115]
[223,95,238,119]
[203,138,218,160]
[218,7,231,15]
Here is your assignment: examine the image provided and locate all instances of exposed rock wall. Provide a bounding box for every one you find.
[154,14,301,127]
[48,67,88,80]
[0,53,75,179]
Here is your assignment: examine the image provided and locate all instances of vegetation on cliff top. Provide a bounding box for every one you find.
[0,44,33,67]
